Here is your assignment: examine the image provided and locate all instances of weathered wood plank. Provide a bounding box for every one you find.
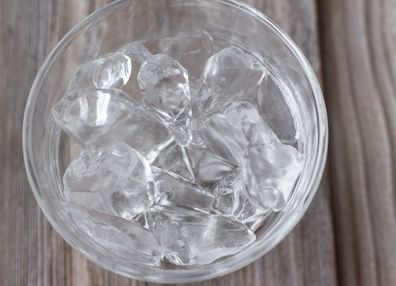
[318,0,396,285]
[0,0,337,285]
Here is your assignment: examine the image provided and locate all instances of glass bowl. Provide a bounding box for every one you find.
[23,0,328,283]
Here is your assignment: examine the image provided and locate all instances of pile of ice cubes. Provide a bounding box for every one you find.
[52,31,304,267]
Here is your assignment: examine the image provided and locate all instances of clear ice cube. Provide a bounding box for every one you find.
[65,203,162,266]
[198,47,266,117]
[154,171,214,211]
[52,88,135,145]
[52,88,168,150]
[64,144,131,193]
[197,112,247,165]
[122,119,170,155]
[196,101,280,165]
[246,74,298,145]
[63,142,155,219]
[67,191,109,213]
[212,170,243,215]
[237,197,271,231]
[151,140,195,181]
[144,136,175,163]
[186,143,236,188]
[138,54,190,119]
[118,42,152,100]
[149,205,255,266]
[159,31,215,85]
[243,143,303,210]
[68,53,131,91]
[119,42,151,63]
[110,178,155,220]
[224,101,278,145]
[138,54,192,146]
[167,112,193,147]
[211,169,270,230]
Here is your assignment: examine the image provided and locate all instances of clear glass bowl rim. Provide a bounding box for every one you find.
[23,0,328,283]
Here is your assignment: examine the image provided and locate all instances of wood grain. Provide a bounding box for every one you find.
[1,0,395,285]
[318,0,396,285]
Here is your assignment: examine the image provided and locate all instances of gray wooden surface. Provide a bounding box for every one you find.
[0,0,395,285]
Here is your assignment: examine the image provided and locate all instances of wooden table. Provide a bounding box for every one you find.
[1,0,395,285]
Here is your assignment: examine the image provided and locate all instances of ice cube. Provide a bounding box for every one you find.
[186,143,236,188]
[149,205,255,266]
[63,144,132,193]
[68,53,131,91]
[67,191,109,214]
[216,170,272,229]
[224,101,278,145]
[196,101,280,165]
[52,88,168,150]
[159,31,215,85]
[110,178,155,220]
[63,142,156,219]
[52,88,135,145]
[138,54,190,120]
[145,136,175,163]
[198,47,266,117]
[151,140,194,181]
[154,171,214,211]
[118,42,151,100]
[243,143,303,210]
[167,112,193,147]
[237,197,271,231]
[64,203,162,266]
[212,170,243,215]
[212,169,270,229]
[138,54,192,146]
[121,117,170,155]
[118,42,151,63]
[246,74,297,145]
[197,112,247,165]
